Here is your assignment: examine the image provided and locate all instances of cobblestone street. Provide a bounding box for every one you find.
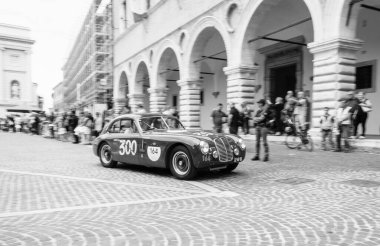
[0,132,379,246]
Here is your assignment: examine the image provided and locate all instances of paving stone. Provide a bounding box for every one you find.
[0,132,379,245]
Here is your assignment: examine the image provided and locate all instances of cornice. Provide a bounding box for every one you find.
[0,34,35,45]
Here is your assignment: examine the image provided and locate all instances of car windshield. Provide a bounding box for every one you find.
[139,116,185,132]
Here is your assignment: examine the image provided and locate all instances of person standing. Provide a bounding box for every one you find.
[273,97,284,136]
[284,91,297,117]
[81,112,93,145]
[228,103,240,135]
[68,111,79,144]
[210,103,228,133]
[354,91,372,139]
[120,105,131,115]
[94,112,103,137]
[251,99,270,162]
[241,103,253,135]
[320,107,335,151]
[334,100,353,152]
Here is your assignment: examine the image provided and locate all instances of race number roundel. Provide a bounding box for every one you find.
[147,146,161,162]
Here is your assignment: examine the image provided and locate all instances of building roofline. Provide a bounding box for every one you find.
[0,23,31,31]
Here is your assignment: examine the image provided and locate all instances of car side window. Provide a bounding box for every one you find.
[120,119,138,134]
[108,120,120,133]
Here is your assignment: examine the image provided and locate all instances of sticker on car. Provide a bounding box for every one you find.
[147,146,161,161]
[119,140,137,156]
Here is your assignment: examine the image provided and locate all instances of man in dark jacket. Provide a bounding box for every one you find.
[228,103,240,135]
[211,103,227,133]
[251,99,270,162]
[68,110,79,144]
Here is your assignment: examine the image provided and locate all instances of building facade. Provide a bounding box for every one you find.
[61,0,113,115]
[52,81,65,113]
[112,0,380,135]
[0,23,39,117]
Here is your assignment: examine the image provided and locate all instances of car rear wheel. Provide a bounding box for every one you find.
[169,146,197,180]
[99,143,117,168]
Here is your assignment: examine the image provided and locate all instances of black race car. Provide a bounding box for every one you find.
[92,113,246,180]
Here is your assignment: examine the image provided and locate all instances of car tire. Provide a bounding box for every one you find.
[169,146,197,180]
[99,143,117,168]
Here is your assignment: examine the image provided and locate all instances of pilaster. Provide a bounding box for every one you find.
[177,78,202,129]
[0,47,4,101]
[128,93,145,113]
[308,38,363,127]
[113,97,128,115]
[148,87,168,113]
[223,65,259,109]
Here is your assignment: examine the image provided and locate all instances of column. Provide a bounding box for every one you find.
[223,65,259,110]
[308,38,363,130]
[177,79,202,129]
[113,97,128,115]
[148,87,168,113]
[128,93,145,113]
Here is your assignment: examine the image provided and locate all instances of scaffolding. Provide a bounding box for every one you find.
[62,0,113,112]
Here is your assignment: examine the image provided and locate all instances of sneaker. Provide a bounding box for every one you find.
[263,156,269,162]
[359,136,365,139]
[349,136,356,139]
[332,149,342,152]
[251,156,259,161]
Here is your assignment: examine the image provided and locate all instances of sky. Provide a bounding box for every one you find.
[0,0,94,110]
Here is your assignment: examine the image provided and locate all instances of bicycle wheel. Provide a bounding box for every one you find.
[285,134,302,149]
[304,135,314,152]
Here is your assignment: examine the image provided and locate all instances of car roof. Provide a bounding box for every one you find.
[113,113,167,121]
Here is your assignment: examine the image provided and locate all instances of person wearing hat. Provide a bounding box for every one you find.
[251,99,270,162]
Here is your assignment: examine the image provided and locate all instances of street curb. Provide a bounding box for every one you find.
[241,134,380,151]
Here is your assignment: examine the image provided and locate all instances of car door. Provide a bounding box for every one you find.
[106,119,124,160]
[139,117,168,168]
[114,118,141,165]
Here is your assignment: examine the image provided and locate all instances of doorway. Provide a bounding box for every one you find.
[269,64,297,102]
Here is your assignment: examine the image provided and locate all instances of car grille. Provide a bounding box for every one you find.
[214,137,233,162]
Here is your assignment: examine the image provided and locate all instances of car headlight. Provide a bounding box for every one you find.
[199,141,210,154]
[237,139,246,150]
[233,148,240,156]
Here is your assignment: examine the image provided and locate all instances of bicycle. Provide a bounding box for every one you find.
[284,118,314,152]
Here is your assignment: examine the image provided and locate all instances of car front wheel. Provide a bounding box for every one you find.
[99,143,117,168]
[169,146,197,180]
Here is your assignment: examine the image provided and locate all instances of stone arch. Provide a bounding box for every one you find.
[181,17,230,130]
[323,0,359,40]
[152,40,183,88]
[183,16,232,79]
[118,71,129,99]
[233,0,322,66]
[134,61,151,111]
[131,56,151,93]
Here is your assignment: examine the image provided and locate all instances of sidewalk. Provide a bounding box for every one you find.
[240,133,380,150]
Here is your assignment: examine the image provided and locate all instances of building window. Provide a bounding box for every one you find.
[172,95,177,107]
[200,90,204,105]
[356,60,377,92]
[10,80,20,99]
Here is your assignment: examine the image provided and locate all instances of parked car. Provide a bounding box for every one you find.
[92,113,246,180]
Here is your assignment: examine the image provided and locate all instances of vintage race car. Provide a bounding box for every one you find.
[92,113,246,180]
